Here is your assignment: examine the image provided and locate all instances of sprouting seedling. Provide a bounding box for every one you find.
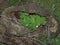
[20,12,46,30]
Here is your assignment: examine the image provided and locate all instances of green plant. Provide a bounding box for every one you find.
[38,36,60,45]
[20,12,46,30]
[51,36,60,45]
[9,0,21,6]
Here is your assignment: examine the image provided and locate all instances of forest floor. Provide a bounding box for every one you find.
[0,0,60,45]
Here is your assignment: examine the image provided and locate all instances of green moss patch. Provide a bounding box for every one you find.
[19,12,46,30]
